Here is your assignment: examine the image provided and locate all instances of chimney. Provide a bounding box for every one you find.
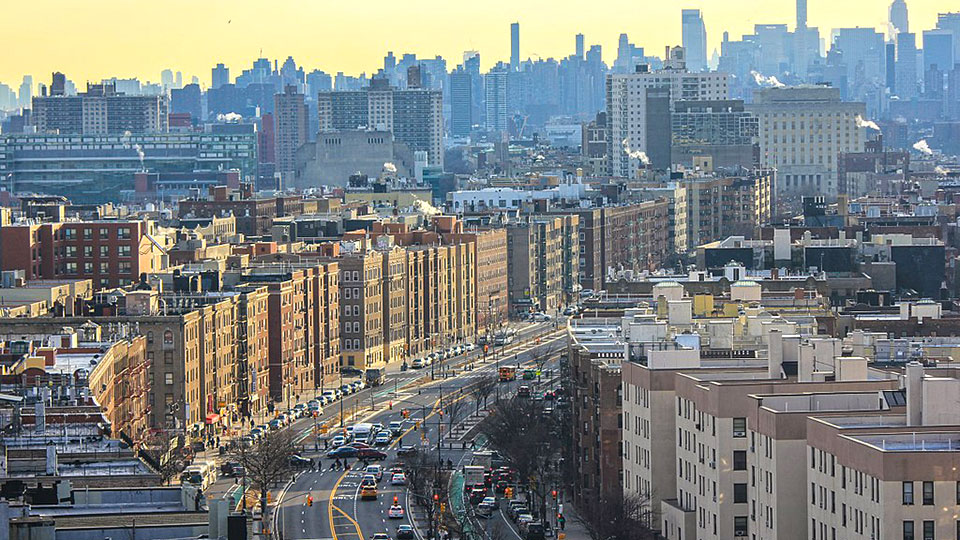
[768,329,783,379]
[906,361,923,427]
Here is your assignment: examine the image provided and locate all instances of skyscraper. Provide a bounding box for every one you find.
[889,0,909,35]
[796,0,807,29]
[681,9,708,72]
[212,63,230,89]
[575,34,585,60]
[449,67,473,137]
[50,72,66,97]
[485,65,509,134]
[274,85,310,176]
[895,32,918,99]
[18,76,32,109]
[510,22,520,71]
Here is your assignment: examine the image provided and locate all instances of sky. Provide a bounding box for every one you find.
[1,0,951,88]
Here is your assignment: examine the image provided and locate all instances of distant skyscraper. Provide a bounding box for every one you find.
[18,76,32,109]
[938,12,960,62]
[510,22,520,71]
[449,67,473,137]
[796,0,807,29]
[160,69,174,91]
[575,34,585,60]
[274,85,309,176]
[485,65,509,133]
[896,32,918,99]
[681,9,708,72]
[212,63,229,89]
[889,0,909,35]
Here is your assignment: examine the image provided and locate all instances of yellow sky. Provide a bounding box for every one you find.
[1,0,950,87]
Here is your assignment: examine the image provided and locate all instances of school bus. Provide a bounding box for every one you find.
[498,366,517,382]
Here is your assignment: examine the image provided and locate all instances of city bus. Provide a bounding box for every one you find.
[498,366,516,382]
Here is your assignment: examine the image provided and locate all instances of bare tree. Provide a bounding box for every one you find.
[444,397,465,435]
[577,491,657,540]
[471,376,497,414]
[228,430,296,524]
[139,429,185,485]
[400,448,445,539]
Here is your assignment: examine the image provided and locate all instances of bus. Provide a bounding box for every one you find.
[365,368,385,387]
[352,422,376,444]
[498,366,516,382]
[181,461,217,490]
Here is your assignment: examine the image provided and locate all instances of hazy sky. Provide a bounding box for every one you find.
[2,0,950,87]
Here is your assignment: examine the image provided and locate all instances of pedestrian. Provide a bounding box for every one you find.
[558,515,566,530]
[316,458,322,472]
[335,458,341,470]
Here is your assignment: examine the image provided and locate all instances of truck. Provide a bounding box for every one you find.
[463,465,486,487]
[498,366,517,382]
[365,368,385,387]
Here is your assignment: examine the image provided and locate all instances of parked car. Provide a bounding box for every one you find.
[411,358,424,369]
[341,366,363,377]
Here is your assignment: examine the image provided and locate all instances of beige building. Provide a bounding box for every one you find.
[506,215,579,315]
[338,248,384,369]
[380,245,408,365]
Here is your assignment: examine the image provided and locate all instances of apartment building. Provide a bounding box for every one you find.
[338,248,384,369]
[677,173,773,249]
[506,215,580,315]
[439,219,508,331]
[178,185,314,237]
[32,82,169,135]
[0,219,167,289]
[274,85,310,176]
[381,246,408,365]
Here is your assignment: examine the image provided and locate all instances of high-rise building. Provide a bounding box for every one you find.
[748,86,865,206]
[317,79,443,167]
[18,76,33,109]
[796,0,807,29]
[607,55,729,177]
[510,22,520,71]
[449,67,473,137]
[274,85,310,176]
[895,32,919,99]
[212,63,230,89]
[484,65,509,134]
[923,29,955,74]
[575,33,585,60]
[50,72,66,97]
[170,83,202,124]
[681,9,708,72]
[889,0,909,35]
[938,12,960,62]
[32,82,169,135]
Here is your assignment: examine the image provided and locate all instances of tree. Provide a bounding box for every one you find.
[471,376,497,414]
[444,397,465,435]
[228,430,296,522]
[139,429,185,485]
[577,491,657,540]
[400,448,445,539]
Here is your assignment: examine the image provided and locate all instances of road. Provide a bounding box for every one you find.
[272,325,568,540]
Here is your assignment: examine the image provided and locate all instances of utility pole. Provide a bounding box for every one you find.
[437,383,443,470]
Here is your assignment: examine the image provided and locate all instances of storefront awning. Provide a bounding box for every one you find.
[205,413,220,425]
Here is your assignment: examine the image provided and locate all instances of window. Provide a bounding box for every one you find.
[83,228,92,240]
[118,245,131,258]
[118,227,131,239]
[147,331,154,344]
[904,482,915,505]
[164,351,173,364]
[164,373,173,385]
[83,245,93,257]
[64,227,77,240]
[923,482,934,505]
[734,483,747,503]
[923,520,934,540]
[903,521,914,540]
[99,228,109,239]
[100,245,109,257]
[163,330,173,345]
[733,450,747,471]
[65,245,77,258]
[733,417,747,438]
[734,516,748,537]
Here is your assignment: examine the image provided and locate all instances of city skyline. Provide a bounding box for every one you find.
[1,0,950,86]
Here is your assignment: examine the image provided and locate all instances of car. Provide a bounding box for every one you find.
[322,390,338,402]
[372,422,384,433]
[481,496,497,507]
[371,534,390,540]
[327,446,358,459]
[357,448,387,461]
[348,441,371,449]
[465,343,476,351]
[220,461,240,476]
[397,445,418,456]
[389,420,404,436]
[330,435,346,447]
[390,472,407,485]
[388,504,404,519]
[411,358,424,369]
[365,464,383,481]
[517,514,535,528]
[268,419,283,430]
[341,384,354,395]
[397,524,415,539]
[374,432,391,446]
[360,485,378,500]
[360,474,377,487]
[341,366,363,377]
[289,455,312,468]
[517,386,531,398]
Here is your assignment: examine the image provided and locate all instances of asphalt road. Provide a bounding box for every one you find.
[273,326,568,540]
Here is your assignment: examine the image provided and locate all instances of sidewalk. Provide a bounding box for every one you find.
[554,498,589,540]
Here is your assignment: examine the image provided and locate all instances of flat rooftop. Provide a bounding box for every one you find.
[850,431,960,452]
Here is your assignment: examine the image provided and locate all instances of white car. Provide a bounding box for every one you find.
[391,472,407,485]
[388,504,404,519]
[374,432,391,446]
[411,358,424,369]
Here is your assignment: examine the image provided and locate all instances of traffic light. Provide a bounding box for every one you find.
[440,503,446,513]
[307,495,313,507]
[433,494,440,502]
[551,490,557,499]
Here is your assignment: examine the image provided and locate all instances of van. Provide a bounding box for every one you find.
[463,465,486,487]
[180,461,217,490]
[352,422,374,444]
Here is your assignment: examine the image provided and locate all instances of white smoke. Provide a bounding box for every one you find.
[621,138,650,165]
[935,166,949,175]
[855,115,882,133]
[133,144,145,169]
[216,112,243,123]
[750,70,785,88]
[413,198,441,217]
[913,139,933,156]
[382,162,398,174]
